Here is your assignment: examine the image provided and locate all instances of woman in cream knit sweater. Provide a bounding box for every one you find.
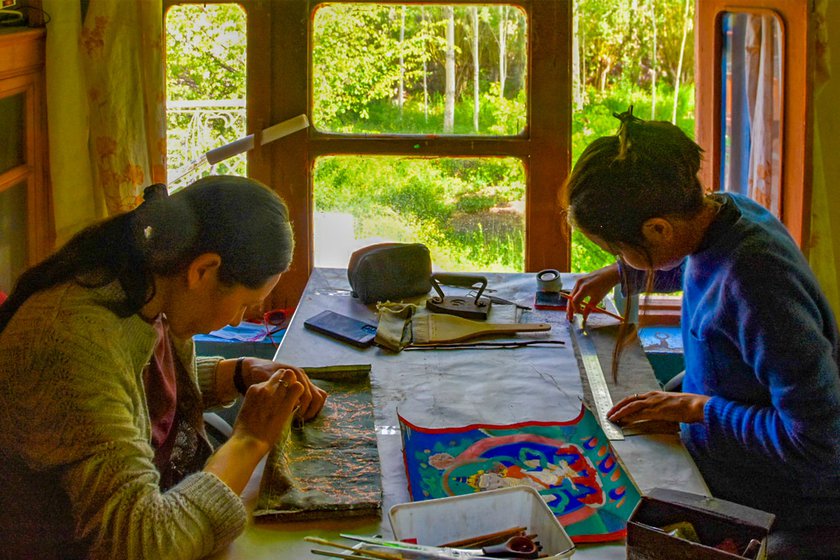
[0,176,326,559]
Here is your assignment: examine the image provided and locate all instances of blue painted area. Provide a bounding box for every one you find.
[194,322,282,359]
[639,326,684,387]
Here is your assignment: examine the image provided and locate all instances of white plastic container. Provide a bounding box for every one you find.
[388,486,576,559]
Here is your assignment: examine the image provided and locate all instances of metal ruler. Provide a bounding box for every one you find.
[571,315,624,441]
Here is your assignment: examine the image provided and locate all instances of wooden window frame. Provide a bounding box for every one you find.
[245,0,572,307]
[695,0,813,252]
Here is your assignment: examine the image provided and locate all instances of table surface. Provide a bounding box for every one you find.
[213,268,708,560]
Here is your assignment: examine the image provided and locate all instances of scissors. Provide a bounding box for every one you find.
[340,534,540,559]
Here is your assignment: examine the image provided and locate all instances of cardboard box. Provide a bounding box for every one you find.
[627,488,775,560]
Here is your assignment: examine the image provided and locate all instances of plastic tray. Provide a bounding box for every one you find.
[388,486,576,559]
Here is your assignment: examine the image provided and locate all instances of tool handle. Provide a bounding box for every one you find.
[430,273,488,304]
[478,322,551,334]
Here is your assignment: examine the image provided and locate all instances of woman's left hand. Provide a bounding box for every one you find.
[242,359,327,421]
[607,391,709,425]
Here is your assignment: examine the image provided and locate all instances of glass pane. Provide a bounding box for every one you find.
[0,93,26,175]
[0,181,28,292]
[720,11,783,216]
[570,0,696,272]
[313,156,525,272]
[312,4,528,135]
[165,3,247,190]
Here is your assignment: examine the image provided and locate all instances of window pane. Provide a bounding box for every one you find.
[0,93,26,175]
[313,156,525,272]
[0,181,27,291]
[165,3,247,189]
[570,0,696,272]
[312,4,527,135]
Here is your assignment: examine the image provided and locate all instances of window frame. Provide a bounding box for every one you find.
[248,0,572,306]
[695,0,813,251]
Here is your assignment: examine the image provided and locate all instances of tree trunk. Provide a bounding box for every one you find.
[444,6,455,133]
[473,6,480,132]
[650,0,658,119]
[498,5,507,99]
[399,5,405,116]
[422,6,429,122]
[672,0,691,123]
[572,2,582,110]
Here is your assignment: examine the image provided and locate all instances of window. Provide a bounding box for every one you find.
[164,3,247,190]
[696,0,811,250]
[250,0,571,304]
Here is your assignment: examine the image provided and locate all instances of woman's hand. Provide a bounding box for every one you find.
[233,369,304,450]
[206,369,306,494]
[566,263,621,322]
[607,390,709,425]
[241,358,327,421]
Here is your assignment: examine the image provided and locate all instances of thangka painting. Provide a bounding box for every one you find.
[398,405,640,543]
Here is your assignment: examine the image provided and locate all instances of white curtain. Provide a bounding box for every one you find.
[722,13,782,217]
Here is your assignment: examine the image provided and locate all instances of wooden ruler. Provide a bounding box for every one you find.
[572,315,624,441]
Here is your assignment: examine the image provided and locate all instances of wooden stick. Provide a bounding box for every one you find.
[311,550,371,560]
[561,292,624,321]
[304,537,405,560]
[439,526,527,548]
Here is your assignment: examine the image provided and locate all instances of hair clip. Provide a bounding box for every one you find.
[143,226,153,239]
[142,183,169,203]
[612,105,640,125]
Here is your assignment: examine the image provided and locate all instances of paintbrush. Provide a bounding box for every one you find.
[411,313,550,345]
[305,537,406,560]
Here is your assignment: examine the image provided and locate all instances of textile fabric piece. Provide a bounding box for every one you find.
[375,301,418,351]
[0,281,244,559]
[621,193,840,531]
[254,365,381,521]
[399,405,641,543]
[81,0,167,215]
[144,315,178,470]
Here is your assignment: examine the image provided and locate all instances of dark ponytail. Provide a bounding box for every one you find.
[0,176,294,333]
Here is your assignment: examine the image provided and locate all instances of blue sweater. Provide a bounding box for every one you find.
[623,193,840,529]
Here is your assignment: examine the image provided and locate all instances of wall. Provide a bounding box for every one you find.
[812,0,840,315]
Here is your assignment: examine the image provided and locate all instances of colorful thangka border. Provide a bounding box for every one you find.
[398,405,640,543]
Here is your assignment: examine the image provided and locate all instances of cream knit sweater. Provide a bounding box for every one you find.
[0,281,246,559]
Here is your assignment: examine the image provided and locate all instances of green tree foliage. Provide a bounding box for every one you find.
[166,1,696,272]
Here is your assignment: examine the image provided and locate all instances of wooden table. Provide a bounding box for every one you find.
[214,268,707,559]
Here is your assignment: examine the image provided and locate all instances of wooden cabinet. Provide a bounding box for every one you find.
[0,27,52,292]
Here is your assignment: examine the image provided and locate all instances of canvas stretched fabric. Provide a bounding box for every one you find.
[398,404,641,543]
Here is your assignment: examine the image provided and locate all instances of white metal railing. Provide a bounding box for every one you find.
[166,99,247,189]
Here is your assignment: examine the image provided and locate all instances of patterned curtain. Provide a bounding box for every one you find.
[45,0,166,239]
[81,0,167,215]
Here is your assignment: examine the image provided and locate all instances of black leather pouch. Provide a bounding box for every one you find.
[347,243,432,304]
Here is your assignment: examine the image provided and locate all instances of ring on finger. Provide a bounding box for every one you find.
[634,393,639,399]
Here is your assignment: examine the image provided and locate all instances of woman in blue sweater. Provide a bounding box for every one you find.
[565,108,840,557]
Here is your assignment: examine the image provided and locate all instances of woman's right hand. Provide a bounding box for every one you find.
[205,369,305,494]
[566,263,621,322]
[232,369,304,451]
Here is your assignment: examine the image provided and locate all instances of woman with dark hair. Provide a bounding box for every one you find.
[565,109,840,557]
[0,176,326,559]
